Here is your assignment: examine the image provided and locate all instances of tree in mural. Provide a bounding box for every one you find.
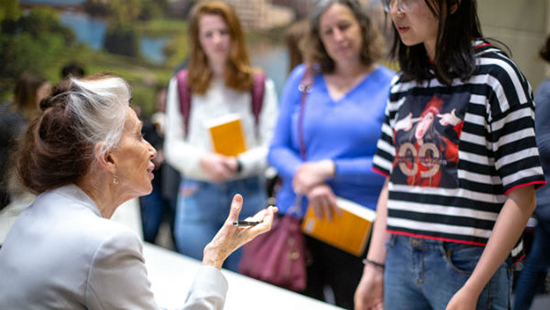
[0,5,76,98]
[104,0,142,57]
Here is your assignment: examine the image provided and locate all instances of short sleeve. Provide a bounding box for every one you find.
[486,62,545,193]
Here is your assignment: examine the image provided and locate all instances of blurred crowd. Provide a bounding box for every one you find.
[1,1,550,310]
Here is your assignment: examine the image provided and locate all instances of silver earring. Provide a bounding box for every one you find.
[112,177,118,185]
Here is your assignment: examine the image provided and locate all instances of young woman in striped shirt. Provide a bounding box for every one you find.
[354,1,545,309]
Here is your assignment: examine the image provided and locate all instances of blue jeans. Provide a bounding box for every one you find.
[513,219,550,310]
[385,234,512,310]
[174,176,266,272]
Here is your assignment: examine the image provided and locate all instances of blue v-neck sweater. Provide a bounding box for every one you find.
[268,64,395,215]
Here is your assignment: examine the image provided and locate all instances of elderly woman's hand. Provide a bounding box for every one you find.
[201,194,277,269]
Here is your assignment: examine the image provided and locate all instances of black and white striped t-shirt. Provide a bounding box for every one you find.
[372,40,545,248]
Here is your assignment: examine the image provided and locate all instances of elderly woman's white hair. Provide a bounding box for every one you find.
[68,74,132,156]
[16,73,133,194]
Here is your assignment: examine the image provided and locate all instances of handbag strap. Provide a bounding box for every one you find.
[298,65,314,161]
[290,66,314,218]
[288,194,304,218]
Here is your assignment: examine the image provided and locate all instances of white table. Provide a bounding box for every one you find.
[143,244,344,310]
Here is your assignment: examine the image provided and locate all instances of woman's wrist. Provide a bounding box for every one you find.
[363,258,385,272]
[202,244,224,270]
[319,159,335,179]
[236,158,243,173]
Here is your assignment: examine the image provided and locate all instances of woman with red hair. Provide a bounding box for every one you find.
[164,1,278,272]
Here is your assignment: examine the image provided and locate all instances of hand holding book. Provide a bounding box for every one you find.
[205,113,247,157]
[302,196,375,256]
[292,160,336,195]
[305,184,341,221]
[199,152,239,183]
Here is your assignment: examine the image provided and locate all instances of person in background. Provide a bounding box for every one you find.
[140,85,179,249]
[61,62,86,79]
[354,1,545,309]
[513,35,550,310]
[264,19,310,202]
[0,73,277,309]
[285,19,309,74]
[164,1,278,272]
[0,72,50,240]
[268,0,395,308]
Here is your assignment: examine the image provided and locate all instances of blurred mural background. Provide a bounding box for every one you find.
[0,0,548,116]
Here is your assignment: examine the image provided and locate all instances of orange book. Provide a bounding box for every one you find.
[206,114,247,156]
[301,197,375,256]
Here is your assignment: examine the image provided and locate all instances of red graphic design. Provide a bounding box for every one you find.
[392,95,465,188]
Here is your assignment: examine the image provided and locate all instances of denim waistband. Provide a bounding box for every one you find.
[390,234,484,252]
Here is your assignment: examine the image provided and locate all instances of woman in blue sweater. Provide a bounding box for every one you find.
[267,0,394,308]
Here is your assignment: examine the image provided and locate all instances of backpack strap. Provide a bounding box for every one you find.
[251,72,266,128]
[177,70,266,140]
[176,69,191,138]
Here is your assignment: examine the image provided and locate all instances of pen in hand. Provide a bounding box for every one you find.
[232,220,263,228]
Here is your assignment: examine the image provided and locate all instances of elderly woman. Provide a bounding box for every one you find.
[0,73,276,309]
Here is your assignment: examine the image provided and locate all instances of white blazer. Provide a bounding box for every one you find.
[0,184,227,309]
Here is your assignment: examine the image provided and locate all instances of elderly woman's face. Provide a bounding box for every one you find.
[110,107,157,198]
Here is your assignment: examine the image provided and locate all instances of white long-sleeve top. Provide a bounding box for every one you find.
[165,76,278,181]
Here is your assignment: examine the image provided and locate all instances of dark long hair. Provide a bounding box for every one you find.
[391,0,482,85]
[540,35,550,63]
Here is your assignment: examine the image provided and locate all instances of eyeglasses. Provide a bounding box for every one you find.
[382,0,416,13]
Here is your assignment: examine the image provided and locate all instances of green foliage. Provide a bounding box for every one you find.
[108,0,142,27]
[83,0,108,17]
[0,32,66,94]
[0,2,192,115]
[84,0,169,22]
[23,7,76,44]
[163,33,189,69]
[0,2,188,114]
[135,18,188,37]
[104,26,140,57]
[73,49,174,116]
[0,7,77,100]
[139,1,164,21]
[0,0,21,22]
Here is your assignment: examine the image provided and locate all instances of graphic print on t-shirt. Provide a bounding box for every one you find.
[391,93,468,188]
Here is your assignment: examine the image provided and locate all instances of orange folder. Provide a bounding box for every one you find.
[206,114,247,156]
[301,197,375,256]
